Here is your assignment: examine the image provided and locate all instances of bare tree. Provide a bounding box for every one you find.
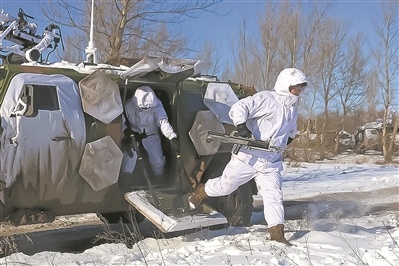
[195,39,220,76]
[293,13,346,158]
[372,1,398,161]
[330,33,368,154]
[277,1,302,67]
[298,4,331,123]
[255,2,280,90]
[314,19,346,125]
[41,0,221,64]
[336,33,368,130]
[364,72,381,122]
[235,19,260,87]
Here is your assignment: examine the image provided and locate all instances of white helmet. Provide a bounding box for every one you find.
[134,86,156,109]
[274,68,307,96]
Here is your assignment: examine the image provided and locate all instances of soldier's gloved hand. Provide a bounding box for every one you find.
[123,128,133,138]
[170,138,180,153]
[133,130,147,142]
[237,123,252,138]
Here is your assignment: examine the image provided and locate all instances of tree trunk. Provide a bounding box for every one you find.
[383,118,399,162]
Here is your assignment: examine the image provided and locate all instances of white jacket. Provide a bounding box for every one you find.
[229,68,307,172]
[124,86,177,140]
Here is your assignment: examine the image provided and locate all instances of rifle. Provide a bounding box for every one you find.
[206,131,284,154]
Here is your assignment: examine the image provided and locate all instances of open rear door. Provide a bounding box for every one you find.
[125,110,229,233]
[122,62,228,232]
[125,190,227,233]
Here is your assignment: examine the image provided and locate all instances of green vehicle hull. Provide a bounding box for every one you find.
[0,55,256,228]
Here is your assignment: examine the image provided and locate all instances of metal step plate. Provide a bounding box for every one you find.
[125,190,227,233]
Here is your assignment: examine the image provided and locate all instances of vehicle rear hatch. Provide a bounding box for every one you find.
[121,57,228,233]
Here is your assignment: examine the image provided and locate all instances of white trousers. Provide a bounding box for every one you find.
[205,156,284,227]
[142,134,165,176]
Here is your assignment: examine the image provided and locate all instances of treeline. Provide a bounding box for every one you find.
[216,2,398,161]
[217,2,397,136]
[40,0,397,161]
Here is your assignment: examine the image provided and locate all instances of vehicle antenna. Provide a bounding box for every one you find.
[85,0,97,64]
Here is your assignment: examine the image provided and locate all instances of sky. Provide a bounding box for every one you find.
[1,152,398,265]
[179,1,382,65]
[0,1,383,61]
[2,1,392,105]
[0,1,387,71]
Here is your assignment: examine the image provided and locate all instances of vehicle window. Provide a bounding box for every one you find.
[370,129,377,135]
[19,84,59,117]
[339,134,349,139]
[183,91,207,113]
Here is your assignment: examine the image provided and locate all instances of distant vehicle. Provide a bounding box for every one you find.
[353,122,383,154]
[337,131,354,147]
[331,130,355,153]
[0,8,257,232]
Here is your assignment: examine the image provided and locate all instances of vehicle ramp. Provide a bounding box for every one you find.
[125,190,227,233]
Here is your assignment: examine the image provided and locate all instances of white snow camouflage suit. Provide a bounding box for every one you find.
[205,68,307,227]
[124,86,177,176]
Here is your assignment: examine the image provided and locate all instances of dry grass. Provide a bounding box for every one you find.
[95,211,144,249]
[0,234,18,257]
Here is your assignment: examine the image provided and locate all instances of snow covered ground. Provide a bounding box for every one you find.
[1,152,398,265]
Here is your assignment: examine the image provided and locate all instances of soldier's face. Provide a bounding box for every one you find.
[289,83,307,96]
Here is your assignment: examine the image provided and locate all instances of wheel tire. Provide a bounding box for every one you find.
[209,181,254,227]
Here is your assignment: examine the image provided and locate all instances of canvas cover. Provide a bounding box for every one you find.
[0,73,85,200]
[79,70,123,124]
[120,56,209,80]
[79,136,123,191]
[203,83,238,124]
[189,111,225,156]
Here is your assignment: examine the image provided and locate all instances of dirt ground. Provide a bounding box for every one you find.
[0,213,103,236]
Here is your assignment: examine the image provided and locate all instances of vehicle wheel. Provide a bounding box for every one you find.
[209,181,254,227]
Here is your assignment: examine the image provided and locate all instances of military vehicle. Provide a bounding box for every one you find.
[0,8,258,232]
[353,122,383,154]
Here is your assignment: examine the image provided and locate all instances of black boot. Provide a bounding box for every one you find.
[269,224,292,246]
[188,183,208,210]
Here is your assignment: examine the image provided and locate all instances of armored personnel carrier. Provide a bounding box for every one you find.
[0,8,257,232]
